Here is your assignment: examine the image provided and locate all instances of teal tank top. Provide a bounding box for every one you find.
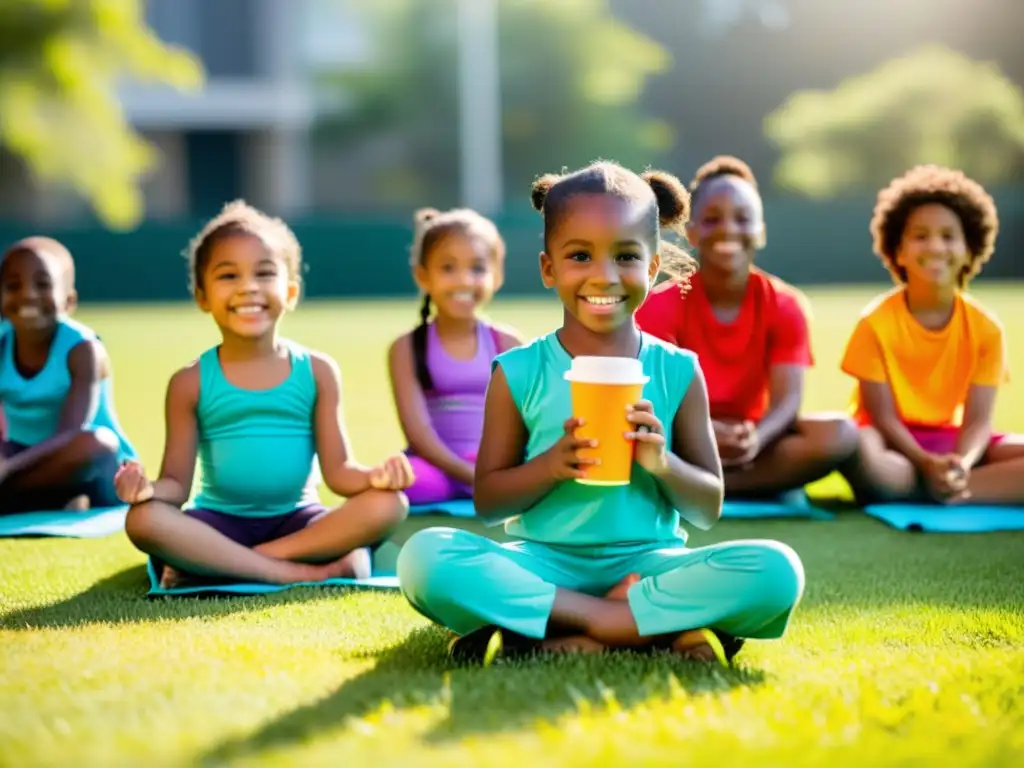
[496,331,698,547]
[0,318,137,461]
[192,342,321,517]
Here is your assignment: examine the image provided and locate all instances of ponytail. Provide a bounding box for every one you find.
[411,294,434,391]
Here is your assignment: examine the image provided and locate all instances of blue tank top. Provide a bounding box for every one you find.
[192,342,321,517]
[495,331,698,547]
[423,321,499,457]
[0,318,137,461]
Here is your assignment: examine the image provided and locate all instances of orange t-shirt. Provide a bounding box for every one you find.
[840,288,1008,428]
[635,269,814,422]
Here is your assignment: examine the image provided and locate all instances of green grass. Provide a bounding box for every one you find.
[2,286,1024,766]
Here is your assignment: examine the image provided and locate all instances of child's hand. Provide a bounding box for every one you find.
[920,453,970,503]
[539,417,598,481]
[369,454,416,491]
[714,420,760,468]
[723,421,761,469]
[114,460,155,504]
[626,401,670,474]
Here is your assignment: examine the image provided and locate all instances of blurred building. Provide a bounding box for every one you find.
[0,0,367,223]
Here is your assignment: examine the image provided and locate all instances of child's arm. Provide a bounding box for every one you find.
[149,365,200,505]
[859,381,931,467]
[757,364,804,447]
[1,340,105,475]
[493,324,526,352]
[631,368,723,530]
[387,335,474,485]
[474,364,591,521]
[311,352,377,496]
[957,385,997,468]
[957,321,1007,468]
[757,290,814,448]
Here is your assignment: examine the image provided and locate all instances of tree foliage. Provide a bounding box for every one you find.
[317,0,673,207]
[765,45,1024,197]
[0,0,202,229]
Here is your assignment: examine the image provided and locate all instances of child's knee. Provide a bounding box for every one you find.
[808,416,860,463]
[745,541,805,615]
[68,427,119,465]
[363,489,409,530]
[124,502,163,551]
[396,526,461,599]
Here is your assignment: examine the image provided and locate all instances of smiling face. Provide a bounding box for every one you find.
[895,203,969,290]
[0,245,75,335]
[195,232,298,340]
[687,175,765,278]
[539,194,660,334]
[414,229,501,321]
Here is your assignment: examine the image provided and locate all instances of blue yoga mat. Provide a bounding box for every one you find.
[408,499,477,518]
[0,505,128,538]
[721,491,833,520]
[864,503,1024,533]
[145,560,400,597]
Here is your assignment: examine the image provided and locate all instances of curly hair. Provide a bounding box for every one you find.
[409,207,505,391]
[531,159,696,288]
[185,200,302,293]
[870,165,998,288]
[689,155,758,210]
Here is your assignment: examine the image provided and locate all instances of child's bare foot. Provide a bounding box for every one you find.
[317,547,372,581]
[63,494,90,511]
[670,629,728,665]
[605,573,641,601]
[540,636,607,654]
[159,565,185,589]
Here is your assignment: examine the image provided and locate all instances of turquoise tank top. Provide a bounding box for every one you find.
[496,331,698,547]
[0,318,137,461]
[192,342,321,517]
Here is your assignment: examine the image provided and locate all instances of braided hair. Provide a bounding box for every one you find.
[409,207,505,391]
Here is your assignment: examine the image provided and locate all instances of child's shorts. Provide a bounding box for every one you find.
[906,425,1007,457]
[183,505,329,548]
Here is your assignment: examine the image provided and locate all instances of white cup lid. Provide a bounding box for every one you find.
[563,356,649,384]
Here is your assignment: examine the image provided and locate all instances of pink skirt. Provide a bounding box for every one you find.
[905,424,1006,455]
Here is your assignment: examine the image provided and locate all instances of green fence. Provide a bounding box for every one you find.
[2,190,1022,302]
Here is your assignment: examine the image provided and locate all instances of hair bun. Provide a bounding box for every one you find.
[641,170,691,228]
[414,207,440,226]
[690,155,757,191]
[530,174,561,213]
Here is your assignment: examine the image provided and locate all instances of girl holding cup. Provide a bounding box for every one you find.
[396,161,805,665]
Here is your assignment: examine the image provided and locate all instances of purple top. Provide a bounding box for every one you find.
[424,321,499,457]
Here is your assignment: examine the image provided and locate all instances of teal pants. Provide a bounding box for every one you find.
[397,527,805,640]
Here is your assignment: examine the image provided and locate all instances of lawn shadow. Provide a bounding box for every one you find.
[201,626,767,763]
[0,564,390,630]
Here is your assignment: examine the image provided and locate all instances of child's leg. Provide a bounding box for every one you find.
[842,426,921,504]
[724,414,860,498]
[404,455,469,506]
[254,489,408,564]
[0,428,120,513]
[0,428,118,512]
[125,502,352,585]
[960,435,1024,504]
[397,528,803,650]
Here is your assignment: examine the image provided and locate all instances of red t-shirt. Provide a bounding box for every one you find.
[635,269,814,422]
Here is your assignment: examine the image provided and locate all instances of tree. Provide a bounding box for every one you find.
[315,0,673,208]
[0,0,202,229]
[764,45,1024,197]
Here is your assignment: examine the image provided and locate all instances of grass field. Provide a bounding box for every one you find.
[2,285,1023,766]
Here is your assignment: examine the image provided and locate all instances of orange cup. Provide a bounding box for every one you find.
[564,356,649,486]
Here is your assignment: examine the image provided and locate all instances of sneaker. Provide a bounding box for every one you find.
[447,625,540,666]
